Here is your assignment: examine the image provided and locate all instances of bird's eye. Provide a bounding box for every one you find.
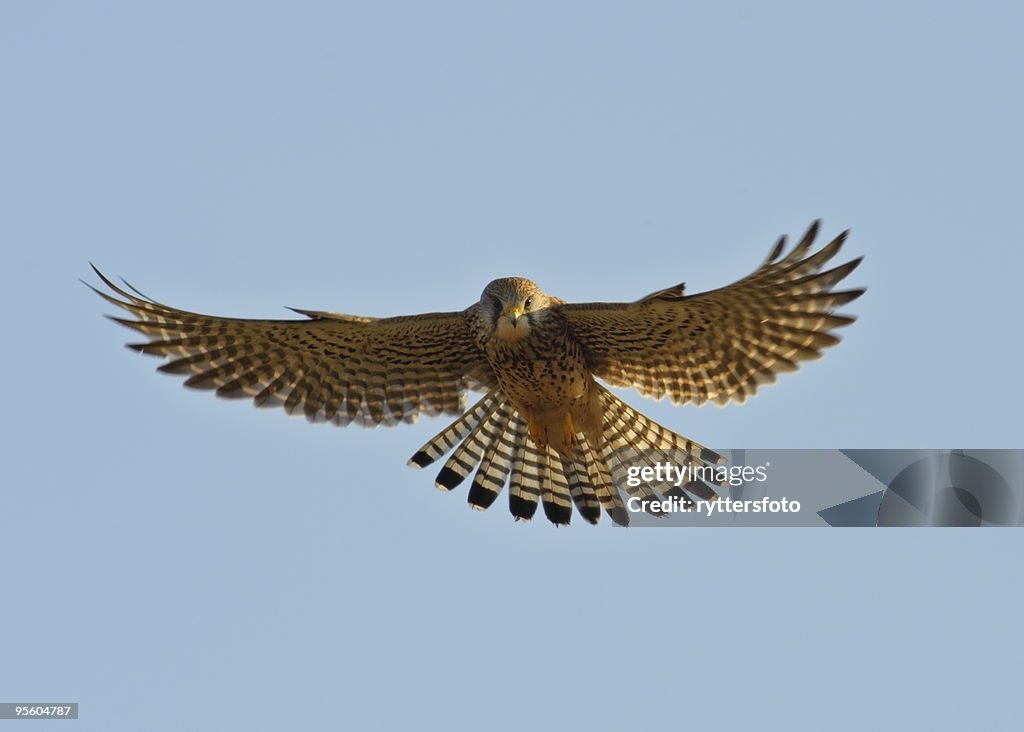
[524,297,533,310]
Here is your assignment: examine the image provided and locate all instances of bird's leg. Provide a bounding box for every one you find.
[527,418,548,453]
[562,412,577,452]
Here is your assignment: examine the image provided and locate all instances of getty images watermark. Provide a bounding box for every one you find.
[624,460,801,515]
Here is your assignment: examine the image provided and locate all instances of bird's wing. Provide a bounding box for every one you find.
[88,267,495,426]
[559,221,865,406]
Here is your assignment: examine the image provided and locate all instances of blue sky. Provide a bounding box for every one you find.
[2,2,1021,729]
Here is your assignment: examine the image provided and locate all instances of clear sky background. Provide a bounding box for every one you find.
[2,1,1021,729]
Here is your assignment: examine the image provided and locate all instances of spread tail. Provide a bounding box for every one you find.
[408,386,724,526]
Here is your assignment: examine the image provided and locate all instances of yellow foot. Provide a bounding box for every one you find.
[528,420,548,452]
[562,412,577,452]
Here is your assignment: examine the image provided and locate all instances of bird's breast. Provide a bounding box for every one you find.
[485,331,590,412]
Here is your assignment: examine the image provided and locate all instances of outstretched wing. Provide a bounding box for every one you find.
[88,267,495,426]
[560,221,865,406]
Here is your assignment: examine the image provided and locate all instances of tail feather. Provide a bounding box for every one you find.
[543,450,574,526]
[508,424,542,521]
[579,434,629,526]
[467,401,519,510]
[598,386,724,511]
[433,397,507,491]
[665,479,719,503]
[407,390,503,469]
[598,386,723,465]
[406,386,724,526]
[561,456,601,525]
[599,413,668,515]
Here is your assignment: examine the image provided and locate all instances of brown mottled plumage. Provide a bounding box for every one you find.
[89,221,864,526]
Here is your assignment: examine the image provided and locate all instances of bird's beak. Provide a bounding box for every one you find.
[502,305,523,326]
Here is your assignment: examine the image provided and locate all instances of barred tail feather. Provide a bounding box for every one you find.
[407,387,723,526]
[561,454,602,525]
[407,390,503,470]
[598,386,723,511]
[579,434,629,527]
[508,424,543,521]
[543,450,574,525]
[466,401,519,511]
[600,432,666,515]
[431,397,508,491]
[598,386,723,465]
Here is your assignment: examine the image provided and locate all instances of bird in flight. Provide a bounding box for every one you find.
[89,221,864,526]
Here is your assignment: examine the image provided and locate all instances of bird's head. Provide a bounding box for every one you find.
[477,277,553,344]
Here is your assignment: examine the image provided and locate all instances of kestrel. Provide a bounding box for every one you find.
[89,221,864,526]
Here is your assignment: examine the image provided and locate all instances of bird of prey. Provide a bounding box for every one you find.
[89,221,864,526]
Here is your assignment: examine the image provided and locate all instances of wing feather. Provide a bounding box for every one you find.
[89,266,495,426]
[560,222,864,407]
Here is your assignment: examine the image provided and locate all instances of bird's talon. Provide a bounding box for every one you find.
[562,413,577,451]
[528,422,547,452]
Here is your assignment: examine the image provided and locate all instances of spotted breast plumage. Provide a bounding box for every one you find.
[89,221,864,526]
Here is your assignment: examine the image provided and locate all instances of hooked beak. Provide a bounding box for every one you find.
[501,305,523,326]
